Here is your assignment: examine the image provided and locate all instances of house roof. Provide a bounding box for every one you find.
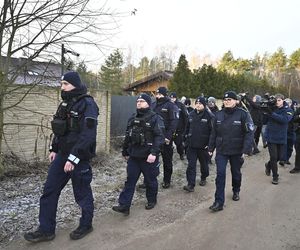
[2,56,62,87]
[124,70,174,91]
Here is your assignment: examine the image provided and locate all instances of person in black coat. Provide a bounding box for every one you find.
[24,71,99,242]
[208,91,254,212]
[263,94,293,184]
[170,92,188,160]
[112,94,165,215]
[153,87,179,188]
[241,94,263,154]
[183,97,215,192]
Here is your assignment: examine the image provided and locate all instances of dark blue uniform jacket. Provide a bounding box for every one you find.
[264,104,293,144]
[186,109,215,149]
[51,96,99,164]
[174,100,188,133]
[153,97,179,140]
[208,107,254,155]
[122,109,165,158]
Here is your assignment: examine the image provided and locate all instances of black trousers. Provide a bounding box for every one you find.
[254,125,262,145]
[186,147,209,187]
[266,143,284,178]
[161,142,174,184]
[174,133,185,156]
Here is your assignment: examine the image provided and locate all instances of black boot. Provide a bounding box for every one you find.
[162,182,170,189]
[232,192,240,201]
[290,168,300,174]
[209,202,223,212]
[183,185,194,192]
[70,225,93,240]
[265,163,271,176]
[112,205,130,215]
[272,177,279,185]
[199,179,207,186]
[24,229,55,243]
[145,202,156,210]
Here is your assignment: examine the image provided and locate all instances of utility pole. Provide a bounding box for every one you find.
[61,43,80,76]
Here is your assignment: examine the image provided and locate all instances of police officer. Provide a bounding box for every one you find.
[208,91,254,212]
[153,87,179,188]
[170,92,188,160]
[183,97,214,192]
[112,94,164,215]
[24,71,99,242]
[264,94,293,184]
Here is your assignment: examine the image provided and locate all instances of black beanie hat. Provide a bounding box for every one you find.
[156,86,168,96]
[223,91,238,100]
[137,93,152,107]
[169,92,177,98]
[195,96,206,106]
[61,71,82,89]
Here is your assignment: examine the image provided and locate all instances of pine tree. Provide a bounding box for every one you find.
[169,54,192,97]
[99,49,124,95]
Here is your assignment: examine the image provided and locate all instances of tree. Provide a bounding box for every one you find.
[135,56,150,79]
[99,49,124,95]
[0,0,123,176]
[169,54,192,97]
[266,47,288,86]
[289,49,300,71]
[217,50,235,73]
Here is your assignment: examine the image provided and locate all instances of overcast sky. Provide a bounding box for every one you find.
[83,0,300,70]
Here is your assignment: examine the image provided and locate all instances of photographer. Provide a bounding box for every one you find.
[241,93,263,154]
[263,94,293,184]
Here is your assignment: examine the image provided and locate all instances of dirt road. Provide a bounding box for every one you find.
[6,150,300,250]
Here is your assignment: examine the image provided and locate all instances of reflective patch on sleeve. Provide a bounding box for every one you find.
[287,112,293,115]
[247,122,255,131]
[68,154,80,164]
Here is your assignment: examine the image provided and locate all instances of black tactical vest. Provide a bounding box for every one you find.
[128,111,156,146]
[51,94,89,136]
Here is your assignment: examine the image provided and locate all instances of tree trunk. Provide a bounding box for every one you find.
[0,94,4,178]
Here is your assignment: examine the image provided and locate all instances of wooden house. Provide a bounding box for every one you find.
[124,70,174,95]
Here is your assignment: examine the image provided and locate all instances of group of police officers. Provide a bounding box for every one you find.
[24,71,300,243]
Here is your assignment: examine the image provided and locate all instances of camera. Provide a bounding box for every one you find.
[260,94,276,109]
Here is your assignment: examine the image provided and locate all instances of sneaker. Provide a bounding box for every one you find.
[272,178,279,185]
[137,183,146,189]
[180,154,185,160]
[290,168,300,174]
[252,149,260,155]
[112,205,130,216]
[279,161,285,167]
[162,182,170,189]
[285,161,291,165]
[70,225,93,240]
[199,179,207,186]
[265,163,271,176]
[232,192,240,201]
[183,185,194,192]
[24,229,55,243]
[145,202,156,210]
